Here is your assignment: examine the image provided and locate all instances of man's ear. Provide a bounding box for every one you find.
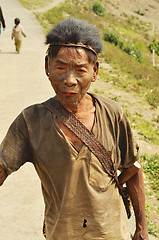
[45,55,49,77]
[92,61,99,82]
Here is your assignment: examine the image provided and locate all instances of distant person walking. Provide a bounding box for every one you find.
[11,18,26,54]
[0,6,6,52]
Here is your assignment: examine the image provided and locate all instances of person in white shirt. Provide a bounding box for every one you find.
[11,17,26,54]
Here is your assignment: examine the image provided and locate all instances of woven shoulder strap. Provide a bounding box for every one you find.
[42,97,131,218]
[42,97,115,177]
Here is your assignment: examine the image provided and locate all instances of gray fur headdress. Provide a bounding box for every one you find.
[46,18,103,55]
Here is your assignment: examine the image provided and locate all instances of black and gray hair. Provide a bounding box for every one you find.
[14,18,20,25]
[46,18,103,58]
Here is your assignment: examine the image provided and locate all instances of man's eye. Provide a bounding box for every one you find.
[78,69,87,73]
[57,67,64,70]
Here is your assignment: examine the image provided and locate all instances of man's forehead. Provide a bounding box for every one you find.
[59,46,88,54]
[53,46,89,61]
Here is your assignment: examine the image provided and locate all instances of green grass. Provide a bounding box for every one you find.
[130,116,159,144]
[140,154,159,196]
[18,0,54,9]
[140,154,159,237]
[93,88,105,95]
[101,42,159,107]
[18,0,53,9]
[35,4,71,33]
[145,203,159,237]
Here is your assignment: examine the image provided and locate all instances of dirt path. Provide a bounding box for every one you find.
[0,0,53,239]
[35,0,65,13]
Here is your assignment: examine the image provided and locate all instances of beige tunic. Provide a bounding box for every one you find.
[0,93,139,239]
[11,24,26,39]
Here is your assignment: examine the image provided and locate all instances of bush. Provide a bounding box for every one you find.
[137,8,144,16]
[148,39,159,55]
[123,43,132,55]
[104,30,120,45]
[104,29,142,62]
[92,1,105,16]
[123,43,142,62]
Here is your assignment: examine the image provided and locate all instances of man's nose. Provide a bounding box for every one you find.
[64,71,77,86]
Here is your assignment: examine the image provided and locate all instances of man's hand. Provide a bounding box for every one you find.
[0,165,7,186]
[126,162,149,240]
[133,228,148,240]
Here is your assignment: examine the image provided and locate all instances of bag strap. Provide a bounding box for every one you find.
[42,98,115,176]
[42,97,131,218]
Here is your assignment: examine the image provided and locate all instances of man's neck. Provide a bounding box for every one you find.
[56,93,95,151]
[60,93,95,116]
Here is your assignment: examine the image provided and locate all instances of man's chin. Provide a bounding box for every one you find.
[58,97,81,108]
[58,94,78,103]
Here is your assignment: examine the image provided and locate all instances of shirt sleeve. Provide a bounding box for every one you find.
[118,112,140,169]
[0,112,33,175]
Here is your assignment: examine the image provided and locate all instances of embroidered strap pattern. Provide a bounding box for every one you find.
[42,97,131,219]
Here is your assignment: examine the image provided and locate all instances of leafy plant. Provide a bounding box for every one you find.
[137,8,144,16]
[148,39,159,55]
[92,1,105,16]
[104,30,120,46]
[104,29,142,62]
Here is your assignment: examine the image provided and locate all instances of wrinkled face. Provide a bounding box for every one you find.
[45,47,98,107]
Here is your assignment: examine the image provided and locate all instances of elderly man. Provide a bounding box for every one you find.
[0,18,148,240]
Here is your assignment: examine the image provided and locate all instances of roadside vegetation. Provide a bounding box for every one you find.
[18,0,159,238]
[32,0,159,108]
[18,0,53,9]
[140,154,159,238]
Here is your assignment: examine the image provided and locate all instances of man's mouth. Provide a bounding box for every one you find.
[62,91,77,96]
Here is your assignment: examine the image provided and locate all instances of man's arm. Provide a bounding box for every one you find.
[0,165,7,186]
[126,162,148,240]
[0,7,6,29]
